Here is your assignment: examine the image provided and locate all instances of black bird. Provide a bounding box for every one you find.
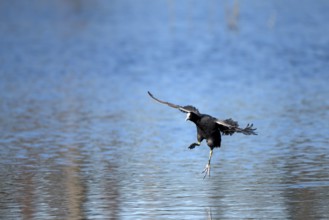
[148,91,257,178]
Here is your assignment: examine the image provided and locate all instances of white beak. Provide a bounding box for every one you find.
[185,112,191,121]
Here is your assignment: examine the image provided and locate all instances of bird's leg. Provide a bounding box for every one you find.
[188,141,201,149]
[202,149,213,179]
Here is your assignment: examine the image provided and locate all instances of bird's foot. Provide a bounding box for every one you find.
[188,142,200,149]
[202,163,211,179]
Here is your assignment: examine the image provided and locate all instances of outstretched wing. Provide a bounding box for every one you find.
[148,91,200,115]
[215,118,257,135]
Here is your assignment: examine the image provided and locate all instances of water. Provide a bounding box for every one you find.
[1,0,329,219]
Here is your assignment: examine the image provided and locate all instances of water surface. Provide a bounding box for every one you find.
[1,0,329,219]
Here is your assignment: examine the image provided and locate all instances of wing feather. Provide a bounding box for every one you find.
[148,91,200,115]
[215,118,257,135]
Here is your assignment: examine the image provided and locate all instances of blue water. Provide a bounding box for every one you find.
[1,0,329,219]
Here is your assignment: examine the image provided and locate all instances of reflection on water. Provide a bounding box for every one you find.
[1,0,329,219]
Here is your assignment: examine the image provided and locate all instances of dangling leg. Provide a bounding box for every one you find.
[188,141,201,149]
[202,149,213,179]
[189,134,203,149]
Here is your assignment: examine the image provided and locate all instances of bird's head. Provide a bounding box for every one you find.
[185,112,200,122]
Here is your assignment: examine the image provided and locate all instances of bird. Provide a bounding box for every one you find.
[148,91,257,179]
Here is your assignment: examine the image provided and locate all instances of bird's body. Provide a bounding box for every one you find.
[192,114,221,148]
[148,91,257,178]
